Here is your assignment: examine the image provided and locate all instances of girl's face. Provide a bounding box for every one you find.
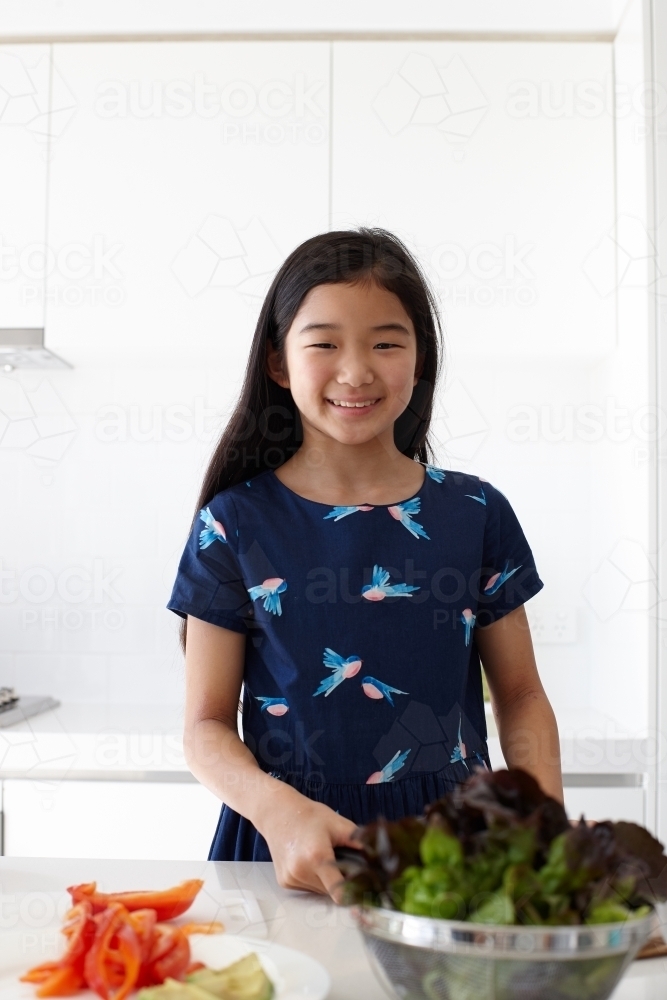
[269,280,423,447]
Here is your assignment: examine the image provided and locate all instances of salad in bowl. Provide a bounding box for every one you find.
[337,769,667,1000]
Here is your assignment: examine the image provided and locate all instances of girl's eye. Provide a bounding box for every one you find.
[308,342,399,350]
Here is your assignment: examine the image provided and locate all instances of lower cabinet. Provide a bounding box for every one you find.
[563,786,645,825]
[0,778,647,859]
[1,779,223,860]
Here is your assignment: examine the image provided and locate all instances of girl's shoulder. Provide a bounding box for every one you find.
[419,461,492,493]
[204,469,274,509]
[194,472,276,549]
[419,463,514,518]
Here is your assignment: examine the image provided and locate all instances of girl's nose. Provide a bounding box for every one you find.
[333,353,376,385]
[334,371,375,388]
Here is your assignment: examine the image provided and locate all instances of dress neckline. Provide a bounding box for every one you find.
[270,462,427,509]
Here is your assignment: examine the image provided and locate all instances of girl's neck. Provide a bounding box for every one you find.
[273,449,425,507]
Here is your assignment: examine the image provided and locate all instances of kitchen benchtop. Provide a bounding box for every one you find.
[0,858,665,1000]
[0,702,653,782]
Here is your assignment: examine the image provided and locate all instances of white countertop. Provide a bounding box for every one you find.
[0,702,651,782]
[0,858,664,1000]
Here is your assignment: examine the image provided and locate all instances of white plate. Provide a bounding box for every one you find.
[0,933,330,1000]
[191,935,330,999]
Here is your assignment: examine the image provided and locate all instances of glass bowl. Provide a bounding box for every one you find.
[351,903,654,1000]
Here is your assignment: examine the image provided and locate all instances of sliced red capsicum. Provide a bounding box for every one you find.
[67,879,204,921]
[33,966,82,998]
[20,900,96,997]
[83,903,142,1000]
[144,924,191,984]
[127,908,158,966]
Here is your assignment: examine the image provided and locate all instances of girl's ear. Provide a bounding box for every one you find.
[266,338,289,389]
[414,351,426,382]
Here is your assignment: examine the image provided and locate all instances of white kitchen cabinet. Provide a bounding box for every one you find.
[564,786,645,826]
[45,41,330,367]
[2,779,223,860]
[0,44,54,328]
[1,777,647,861]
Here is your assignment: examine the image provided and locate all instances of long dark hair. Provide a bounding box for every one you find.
[179,227,446,652]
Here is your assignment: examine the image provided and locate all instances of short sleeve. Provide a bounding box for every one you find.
[166,492,253,634]
[476,480,544,627]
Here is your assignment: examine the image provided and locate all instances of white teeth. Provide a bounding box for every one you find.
[328,399,378,408]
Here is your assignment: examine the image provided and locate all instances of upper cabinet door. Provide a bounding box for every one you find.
[46,42,330,367]
[0,45,56,329]
[332,42,616,358]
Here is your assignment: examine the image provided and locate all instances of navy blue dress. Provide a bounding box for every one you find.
[167,462,544,861]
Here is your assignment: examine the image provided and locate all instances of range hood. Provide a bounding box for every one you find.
[0,328,72,370]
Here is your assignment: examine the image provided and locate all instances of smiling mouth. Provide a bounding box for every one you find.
[326,398,381,409]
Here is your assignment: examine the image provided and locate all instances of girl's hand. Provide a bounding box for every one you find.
[257,787,359,901]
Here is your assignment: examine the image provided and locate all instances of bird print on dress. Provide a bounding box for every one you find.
[361,565,420,601]
[387,497,430,539]
[422,463,446,483]
[459,608,476,646]
[484,559,521,595]
[198,507,227,549]
[313,647,363,697]
[449,714,469,769]
[247,577,287,616]
[321,475,433,538]
[473,750,489,771]
[465,486,486,505]
[255,696,289,716]
[367,749,411,784]
[361,676,408,706]
[323,504,375,521]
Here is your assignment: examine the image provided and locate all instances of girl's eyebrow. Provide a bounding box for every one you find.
[298,323,339,333]
[371,323,411,334]
[298,322,411,335]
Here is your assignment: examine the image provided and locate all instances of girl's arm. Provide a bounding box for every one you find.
[182,615,358,898]
[474,604,564,804]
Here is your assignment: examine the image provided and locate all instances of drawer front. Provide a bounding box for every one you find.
[564,786,645,825]
[2,779,222,860]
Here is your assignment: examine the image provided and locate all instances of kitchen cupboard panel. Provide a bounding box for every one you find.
[1,778,647,858]
[0,45,53,328]
[564,786,645,825]
[45,42,329,366]
[331,42,616,357]
[3,779,223,859]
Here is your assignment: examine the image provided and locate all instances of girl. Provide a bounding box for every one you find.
[167,228,563,899]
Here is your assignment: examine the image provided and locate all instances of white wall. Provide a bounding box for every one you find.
[586,0,653,733]
[0,35,653,739]
[0,40,330,703]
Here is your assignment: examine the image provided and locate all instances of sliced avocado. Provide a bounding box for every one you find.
[137,978,219,1000]
[187,953,274,1000]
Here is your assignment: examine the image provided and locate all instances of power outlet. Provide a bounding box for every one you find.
[525,607,577,644]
